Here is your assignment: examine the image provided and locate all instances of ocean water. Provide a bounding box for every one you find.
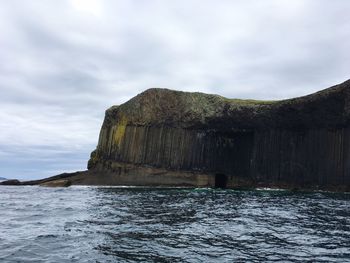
[0,186,349,263]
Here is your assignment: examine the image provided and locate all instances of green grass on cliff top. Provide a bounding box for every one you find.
[187,90,279,106]
[224,98,278,105]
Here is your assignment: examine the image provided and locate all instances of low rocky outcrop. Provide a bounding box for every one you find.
[0,171,85,187]
[40,179,72,187]
[6,79,350,191]
[0,179,21,185]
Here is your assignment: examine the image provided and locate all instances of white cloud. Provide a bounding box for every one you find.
[70,0,103,17]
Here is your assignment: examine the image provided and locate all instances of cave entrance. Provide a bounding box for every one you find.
[215,173,227,188]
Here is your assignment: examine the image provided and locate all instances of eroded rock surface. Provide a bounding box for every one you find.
[86,79,350,190]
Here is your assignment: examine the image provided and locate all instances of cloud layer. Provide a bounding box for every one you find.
[0,0,349,179]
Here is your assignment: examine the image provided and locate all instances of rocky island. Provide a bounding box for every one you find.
[3,79,350,191]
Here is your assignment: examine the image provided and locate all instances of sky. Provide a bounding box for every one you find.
[0,0,349,180]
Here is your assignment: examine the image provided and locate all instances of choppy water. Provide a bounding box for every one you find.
[0,186,349,262]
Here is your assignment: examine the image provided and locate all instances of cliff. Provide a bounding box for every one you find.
[82,79,350,190]
[4,80,350,190]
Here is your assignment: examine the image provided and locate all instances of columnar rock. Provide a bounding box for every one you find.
[85,79,350,190]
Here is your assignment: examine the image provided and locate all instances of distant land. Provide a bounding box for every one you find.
[2,79,350,191]
[0,177,8,181]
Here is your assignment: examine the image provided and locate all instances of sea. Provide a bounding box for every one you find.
[0,186,349,262]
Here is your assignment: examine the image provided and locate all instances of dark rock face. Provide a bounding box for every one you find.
[0,179,21,185]
[86,80,350,190]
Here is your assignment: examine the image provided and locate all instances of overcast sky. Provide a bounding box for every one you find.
[0,0,349,179]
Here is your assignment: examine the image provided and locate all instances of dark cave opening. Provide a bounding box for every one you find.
[215,173,227,188]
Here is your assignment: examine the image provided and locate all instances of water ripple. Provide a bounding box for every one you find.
[0,186,349,262]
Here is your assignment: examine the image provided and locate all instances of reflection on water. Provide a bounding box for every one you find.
[0,186,349,262]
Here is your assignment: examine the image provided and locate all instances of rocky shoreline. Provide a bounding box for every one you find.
[1,167,349,192]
